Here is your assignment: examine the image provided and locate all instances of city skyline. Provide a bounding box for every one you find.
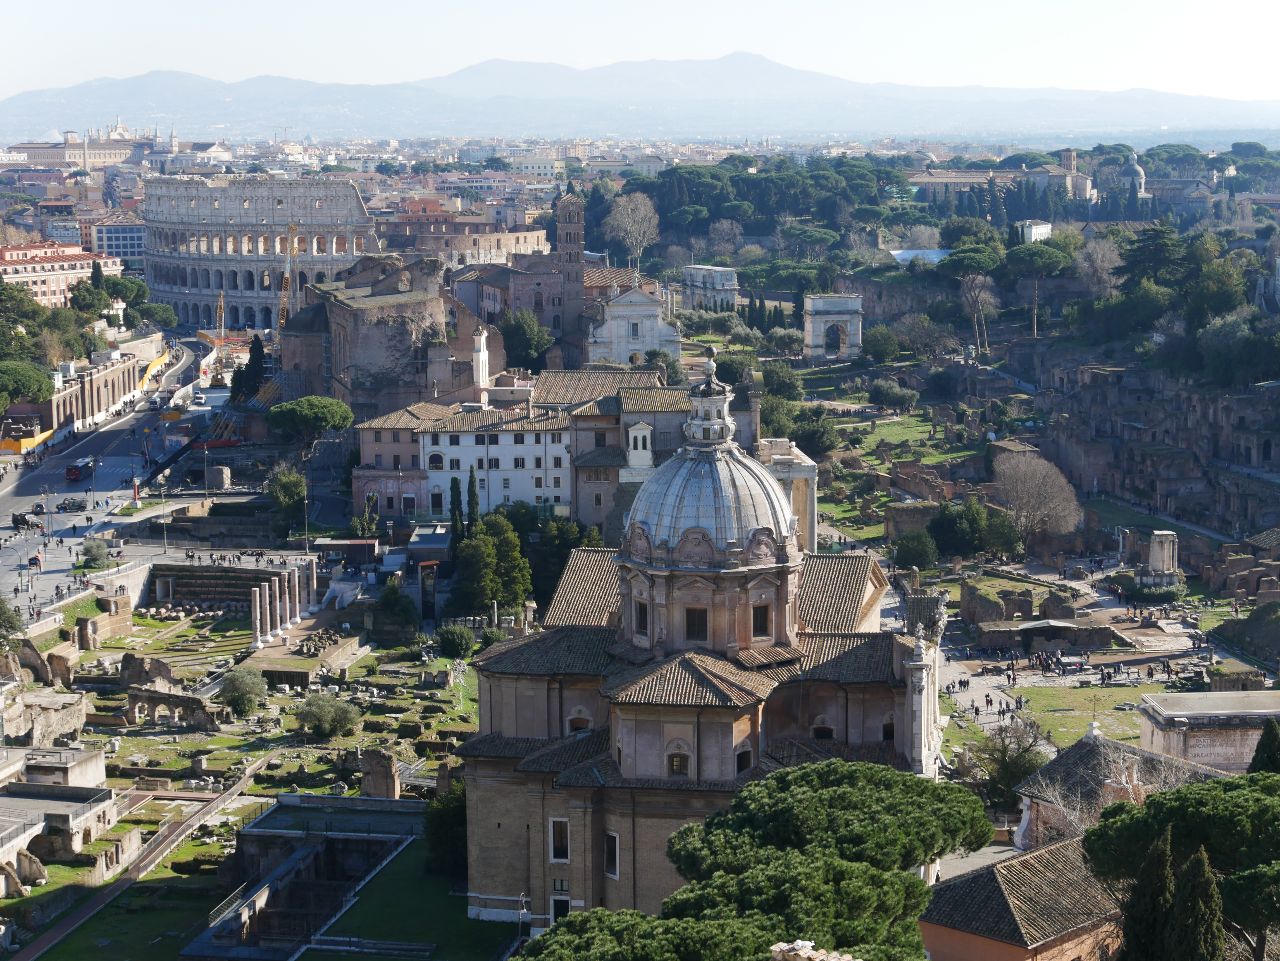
[2,0,1278,103]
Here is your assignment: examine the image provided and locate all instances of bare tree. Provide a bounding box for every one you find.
[992,452,1083,541]
[906,225,941,249]
[35,330,70,367]
[891,313,958,361]
[663,244,690,270]
[960,274,999,355]
[708,218,743,257]
[1074,237,1123,300]
[604,193,659,271]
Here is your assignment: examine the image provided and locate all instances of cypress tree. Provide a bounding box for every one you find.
[448,476,464,560]
[1126,180,1141,220]
[1248,718,1280,774]
[1169,847,1225,961]
[466,466,480,535]
[1121,825,1174,961]
[90,260,105,289]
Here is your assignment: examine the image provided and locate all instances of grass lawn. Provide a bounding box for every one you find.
[1017,682,1169,746]
[327,839,516,961]
[116,500,159,517]
[39,837,227,961]
[940,694,987,760]
[1085,498,1226,546]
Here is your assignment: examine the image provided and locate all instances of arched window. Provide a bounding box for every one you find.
[566,707,591,734]
[665,739,692,778]
[427,453,444,471]
[812,715,834,741]
[882,714,895,743]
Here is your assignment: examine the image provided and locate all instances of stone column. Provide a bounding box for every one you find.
[274,574,287,634]
[262,580,278,638]
[290,568,302,624]
[250,587,261,642]
[308,557,319,613]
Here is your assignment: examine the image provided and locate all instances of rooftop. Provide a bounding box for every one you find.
[920,838,1119,948]
[1141,691,1280,719]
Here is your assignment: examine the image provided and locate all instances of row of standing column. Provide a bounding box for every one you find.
[249,558,321,643]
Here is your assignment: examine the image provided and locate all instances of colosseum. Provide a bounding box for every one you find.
[142,176,378,330]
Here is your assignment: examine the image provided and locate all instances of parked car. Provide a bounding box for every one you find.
[193,392,206,405]
[30,503,45,515]
[57,497,87,512]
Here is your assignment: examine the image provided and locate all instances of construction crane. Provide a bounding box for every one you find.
[277,223,298,331]
[209,292,229,387]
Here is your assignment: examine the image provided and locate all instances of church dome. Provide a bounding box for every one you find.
[623,348,796,568]
[1119,151,1146,180]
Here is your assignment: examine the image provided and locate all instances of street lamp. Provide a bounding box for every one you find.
[159,485,169,554]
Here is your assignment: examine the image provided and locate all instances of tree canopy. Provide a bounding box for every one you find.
[523,761,990,961]
[500,309,554,371]
[266,395,354,443]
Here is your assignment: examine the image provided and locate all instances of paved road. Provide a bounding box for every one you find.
[0,340,215,618]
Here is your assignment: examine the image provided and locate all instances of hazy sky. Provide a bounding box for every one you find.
[3,0,1278,102]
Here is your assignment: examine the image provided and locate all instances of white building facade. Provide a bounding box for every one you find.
[418,405,573,517]
[585,287,681,366]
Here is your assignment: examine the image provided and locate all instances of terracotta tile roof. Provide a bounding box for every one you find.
[554,754,747,792]
[542,548,619,628]
[471,625,616,677]
[572,446,628,468]
[355,401,458,431]
[1016,734,1225,809]
[606,651,778,708]
[620,386,690,413]
[764,736,910,771]
[516,727,612,773]
[531,369,661,407]
[796,553,877,633]
[1247,527,1280,551]
[451,732,544,760]
[582,265,651,289]
[920,838,1119,948]
[793,632,907,686]
[418,405,570,433]
[568,395,622,417]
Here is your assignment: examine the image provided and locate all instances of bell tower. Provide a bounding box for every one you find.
[555,191,585,336]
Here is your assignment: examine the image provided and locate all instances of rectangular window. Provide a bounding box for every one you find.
[513,457,525,469]
[604,833,619,879]
[535,456,543,469]
[550,432,562,444]
[385,495,394,510]
[685,607,708,643]
[553,476,561,488]
[373,430,382,443]
[449,434,460,446]
[635,601,648,635]
[503,478,511,490]
[630,323,640,338]
[488,458,499,470]
[534,477,543,489]
[374,454,383,467]
[752,604,770,637]
[475,434,486,445]
[514,433,525,444]
[431,432,440,445]
[553,495,561,503]
[411,454,420,468]
[534,433,542,443]
[594,493,602,507]
[478,478,486,490]
[535,495,543,504]
[488,435,499,445]
[391,431,400,443]
[392,454,402,470]
[594,432,606,448]
[553,456,563,469]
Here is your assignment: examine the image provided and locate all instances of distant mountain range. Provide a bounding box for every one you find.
[3,53,1279,146]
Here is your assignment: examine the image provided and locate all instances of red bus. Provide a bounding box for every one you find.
[65,458,94,482]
